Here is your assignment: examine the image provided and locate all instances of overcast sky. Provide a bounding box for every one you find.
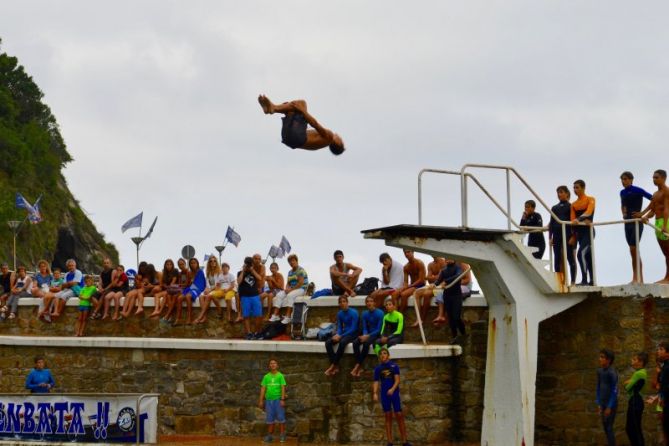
[2,1,669,288]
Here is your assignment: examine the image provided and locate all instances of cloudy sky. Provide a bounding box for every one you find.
[2,1,669,288]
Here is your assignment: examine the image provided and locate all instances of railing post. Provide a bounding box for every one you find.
[590,224,597,286]
[561,224,568,286]
[418,171,423,225]
[635,220,641,282]
[506,169,512,230]
[461,172,468,227]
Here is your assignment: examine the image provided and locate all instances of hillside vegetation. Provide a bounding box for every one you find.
[0,40,118,271]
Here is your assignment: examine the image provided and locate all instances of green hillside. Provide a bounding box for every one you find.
[0,39,118,272]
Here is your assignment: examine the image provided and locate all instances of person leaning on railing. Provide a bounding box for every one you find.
[549,185,576,286]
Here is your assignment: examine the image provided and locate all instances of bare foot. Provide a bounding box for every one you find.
[149,312,161,318]
[257,95,273,114]
[432,316,446,325]
[355,368,364,377]
[101,314,109,320]
[331,366,340,376]
[656,279,669,284]
[411,321,421,328]
[234,316,243,323]
[324,365,334,376]
[350,366,359,377]
[135,309,144,316]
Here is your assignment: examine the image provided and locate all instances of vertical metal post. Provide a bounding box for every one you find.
[12,232,16,271]
[561,224,568,286]
[506,169,512,230]
[418,172,423,225]
[590,224,597,286]
[635,220,641,282]
[461,173,468,227]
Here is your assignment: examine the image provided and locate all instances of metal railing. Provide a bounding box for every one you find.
[418,164,659,286]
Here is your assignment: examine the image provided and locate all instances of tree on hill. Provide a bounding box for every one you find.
[0,39,118,272]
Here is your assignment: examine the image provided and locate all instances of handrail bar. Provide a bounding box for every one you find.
[419,164,664,286]
[417,168,461,225]
[413,266,471,346]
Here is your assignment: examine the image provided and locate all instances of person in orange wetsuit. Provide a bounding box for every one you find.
[571,179,596,285]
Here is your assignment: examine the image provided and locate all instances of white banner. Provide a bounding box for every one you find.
[0,394,158,443]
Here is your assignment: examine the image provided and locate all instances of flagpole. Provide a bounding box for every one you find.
[7,215,29,271]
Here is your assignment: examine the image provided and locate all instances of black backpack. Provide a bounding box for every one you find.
[354,277,379,296]
[260,321,286,340]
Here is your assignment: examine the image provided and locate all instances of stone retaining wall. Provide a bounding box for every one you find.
[536,296,669,446]
[0,328,487,444]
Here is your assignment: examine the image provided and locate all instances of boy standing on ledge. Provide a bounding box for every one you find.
[259,358,287,443]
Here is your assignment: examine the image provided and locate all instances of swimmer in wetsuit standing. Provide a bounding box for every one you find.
[571,179,596,286]
[258,95,345,155]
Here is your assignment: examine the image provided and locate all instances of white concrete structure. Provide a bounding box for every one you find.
[363,224,592,446]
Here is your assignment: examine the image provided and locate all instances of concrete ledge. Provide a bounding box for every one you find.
[15,294,488,308]
[0,335,462,358]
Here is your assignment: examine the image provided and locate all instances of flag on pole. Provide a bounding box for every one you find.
[143,216,158,240]
[279,236,291,255]
[225,226,242,247]
[121,212,143,233]
[15,193,42,224]
[28,196,42,224]
[268,245,280,259]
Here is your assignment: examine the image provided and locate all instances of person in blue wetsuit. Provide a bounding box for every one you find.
[25,356,55,393]
[620,171,653,283]
[324,295,359,376]
[373,348,411,446]
[351,296,384,377]
[549,185,577,285]
[596,348,618,446]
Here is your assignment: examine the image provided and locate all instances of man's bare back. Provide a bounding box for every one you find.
[258,95,345,155]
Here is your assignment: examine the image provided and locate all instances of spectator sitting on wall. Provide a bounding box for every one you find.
[329,250,362,297]
[369,253,404,309]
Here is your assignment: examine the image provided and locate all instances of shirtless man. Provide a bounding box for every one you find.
[330,250,362,297]
[412,256,446,327]
[258,95,345,155]
[392,250,426,314]
[635,169,669,284]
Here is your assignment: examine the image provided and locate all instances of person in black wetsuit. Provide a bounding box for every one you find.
[619,171,653,283]
[549,186,577,285]
[596,348,618,446]
[258,95,345,155]
[520,199,545,259]
[571,179,596,285]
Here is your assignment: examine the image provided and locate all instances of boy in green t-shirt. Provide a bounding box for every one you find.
[76,275,97,337]
[258,358,287,443]
[624,351,648,446]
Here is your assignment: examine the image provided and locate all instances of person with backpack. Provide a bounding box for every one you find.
[329,250,363,297]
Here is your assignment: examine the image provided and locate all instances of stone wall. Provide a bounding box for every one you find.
[6,294,665,444]
[536,296,669,446]
[0,331,487,444]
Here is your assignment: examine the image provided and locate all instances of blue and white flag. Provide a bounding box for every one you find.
[15,193,42,224]
[144,216,158,240]
[121,212,143,233]
[268,245,280,259]
[279,236,291,255]
[28,196,42,224]
[225,226,241,247]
